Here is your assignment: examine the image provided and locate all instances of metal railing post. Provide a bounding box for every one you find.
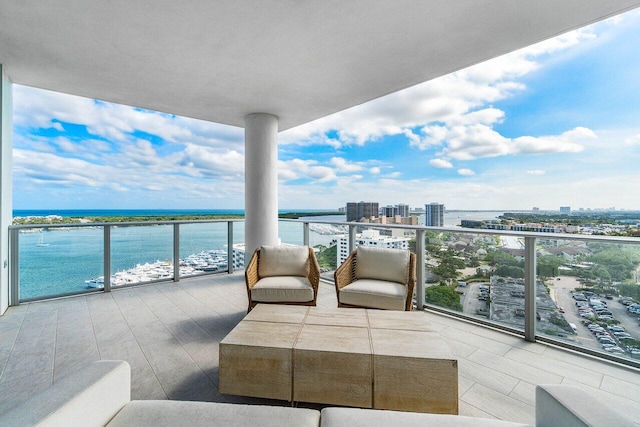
[524,236,537,342]
[303,222,310,247]
[103,226,111,292]
[227,221,234,274]
[415,229,425,310]
[173,223,180,281]
[9,228,20,306]
[348,224,356,254]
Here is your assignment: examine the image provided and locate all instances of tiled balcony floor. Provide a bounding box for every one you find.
[1,272,640,424]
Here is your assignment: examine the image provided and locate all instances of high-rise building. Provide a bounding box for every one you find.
[560,206,571,214]
[425,202,445,227]
[346,202,379,222]
[381,203,410,218]
[397,203,410,218]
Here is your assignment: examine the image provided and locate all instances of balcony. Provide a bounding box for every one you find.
[0,272,639,424]
[2,216,640,424]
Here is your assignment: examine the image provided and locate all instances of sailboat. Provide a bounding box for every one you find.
[36,230,50,247]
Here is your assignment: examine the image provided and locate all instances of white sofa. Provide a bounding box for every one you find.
[0,360,634,426]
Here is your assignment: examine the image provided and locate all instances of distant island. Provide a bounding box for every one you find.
[12,211,342,225]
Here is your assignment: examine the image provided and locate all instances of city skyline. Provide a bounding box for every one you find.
[11,9,640,211]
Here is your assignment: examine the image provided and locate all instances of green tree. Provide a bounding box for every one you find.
[314,245,337,270]
[431,262,460,282]
[408,238,417,254]
[537,254,564,277]
[494,265,525,278]
[425,285,462,311]
[486,250,521,267]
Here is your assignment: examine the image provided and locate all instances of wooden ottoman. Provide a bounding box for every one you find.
[370,328,458,414]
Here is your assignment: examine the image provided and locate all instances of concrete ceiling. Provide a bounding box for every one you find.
[1,1,639,131]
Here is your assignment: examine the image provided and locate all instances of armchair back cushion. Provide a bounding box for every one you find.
[355,247,409,284]
[258,245,310,277]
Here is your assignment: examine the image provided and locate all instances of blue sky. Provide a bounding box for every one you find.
[12,10,640,211]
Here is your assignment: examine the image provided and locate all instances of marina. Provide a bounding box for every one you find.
[85,250,231,289]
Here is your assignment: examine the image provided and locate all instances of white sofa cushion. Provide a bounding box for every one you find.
[339,279,407,310]
[0,360,130,427]
[535,384,636,427]
[355,247,409,284]
[108,400,320,427]
[259,245,310,277]
[320,407,530,426]
[251,276,314,302]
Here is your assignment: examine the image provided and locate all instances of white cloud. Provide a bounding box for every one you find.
[278,159,336,183]
[13,85,244,150]
[441,126,590,160]
[330,157,363,173]
[625,134,640,146]
[527,170,546,175]
[280,26,600,164]
[429,159,453,168]
[369,167,381,175]
[457,169,475,176]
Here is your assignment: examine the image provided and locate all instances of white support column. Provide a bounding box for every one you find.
[244,113,279,256]
[0,65,13,314]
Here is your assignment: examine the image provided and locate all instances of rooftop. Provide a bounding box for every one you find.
[1,272,639,424]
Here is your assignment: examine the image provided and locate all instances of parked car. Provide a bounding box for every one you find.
[613,332,632,339]
[607,325,626,332]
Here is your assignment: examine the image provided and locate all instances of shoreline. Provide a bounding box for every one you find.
[12,211,343,225]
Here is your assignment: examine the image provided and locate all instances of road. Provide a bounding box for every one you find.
[501,236,523,250]
[459,282,488,317]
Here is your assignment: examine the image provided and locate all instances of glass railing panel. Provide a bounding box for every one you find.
[423,230,525,332]
[537,238,640,362]
[18,227,103,301]
[179,222,229,277]
[278,220,304,246]
[308,221,346,281]
[232,221,246,269]
[110,224,173,287]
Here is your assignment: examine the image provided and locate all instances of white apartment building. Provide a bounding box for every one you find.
[337,229,410,265]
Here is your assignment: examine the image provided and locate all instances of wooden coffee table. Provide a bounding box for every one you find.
[219,305,458,414]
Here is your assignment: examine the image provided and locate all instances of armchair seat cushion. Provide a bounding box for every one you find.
[251,276,315,303]
[339,279,407,310]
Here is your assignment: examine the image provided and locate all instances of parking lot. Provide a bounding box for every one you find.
[551,275,640,358]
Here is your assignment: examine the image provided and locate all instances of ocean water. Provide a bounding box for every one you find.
[16,210,503,300]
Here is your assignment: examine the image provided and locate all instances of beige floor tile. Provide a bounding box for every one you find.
[468,349,563,385]
[460,383,535,425]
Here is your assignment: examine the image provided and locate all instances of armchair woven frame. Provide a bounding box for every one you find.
[245,246,321,313]
[334,249,416,311]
